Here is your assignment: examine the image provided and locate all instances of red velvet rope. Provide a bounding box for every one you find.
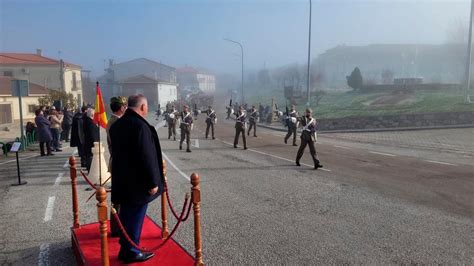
[111,196,191,252]
[79,170,111,192]
[164,183,193,222]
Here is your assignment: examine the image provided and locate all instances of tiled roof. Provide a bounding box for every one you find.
[0,76,49,96]
[0,53,81,68]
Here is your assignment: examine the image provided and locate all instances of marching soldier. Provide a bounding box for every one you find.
[233,105,247,150]
[247,105,258,137]
[179,105,193,152]
[296,108,323,169]
[167,105,178,140]
[284,105,299,146]
[205,105,217,139]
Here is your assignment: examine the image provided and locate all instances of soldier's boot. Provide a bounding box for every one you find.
[296,161,301,166]
[313,159,323,169]
[186,149,192,153]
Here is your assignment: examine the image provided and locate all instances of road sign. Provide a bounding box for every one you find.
[10,142,27,186]
[10,142,21,152]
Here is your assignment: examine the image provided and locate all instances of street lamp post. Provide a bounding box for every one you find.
[224,38,244,104]
[306,0,312,107]
[465,0,473,103]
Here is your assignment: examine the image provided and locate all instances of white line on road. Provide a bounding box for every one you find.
[221,141,331,172]
[191,139,200,148]
[162,152,190,181]
[0,154,38,165]
[424,160,457,166]
[369,151,397,157]
[38,243,50,266]
[43,196,56,222]
[53,172,64,187]
[334,145,352,150]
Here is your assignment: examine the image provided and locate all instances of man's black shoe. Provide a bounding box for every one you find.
[174,137,176,141]
[296,161,301,166]
[254,135,257,137]
[179,145,182,150]
[41,154,46,157]
[47,153,55,156]
[186,149,192,153]
[234,145,238,148]
[120,252,155,263]
[284,138,287,144]
[212,137,215,139]
[244,147,248,150]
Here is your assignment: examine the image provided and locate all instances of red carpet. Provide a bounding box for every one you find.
[72,216,195,265]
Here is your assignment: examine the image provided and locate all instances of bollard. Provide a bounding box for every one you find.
[161,160,170,239]
[96,186,109,266]
[69,156,80,228]
[191,173,203,266]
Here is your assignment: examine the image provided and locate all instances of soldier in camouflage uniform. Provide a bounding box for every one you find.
[284,105,299,146]
[233,105,247,150]
[167,106,178,141]
[205,105,217,139]
[179,105,193,152]
[247,105,258,137]
[296,108,323,169]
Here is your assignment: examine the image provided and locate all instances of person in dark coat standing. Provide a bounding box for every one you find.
[70,106,87,167]
[61,106,73,142]
[247,105,258,137]
[110,94,164,263]
[179,105,193,152]
[34,109,53,156]
[82,108,99,172]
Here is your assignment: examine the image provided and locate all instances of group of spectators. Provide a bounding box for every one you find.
[34,104,99,172]
[34,105,73,156]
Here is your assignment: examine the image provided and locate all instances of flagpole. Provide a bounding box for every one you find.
[96,81,102,186]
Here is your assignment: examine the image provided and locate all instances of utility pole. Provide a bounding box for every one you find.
[465,0,474,103]
[306,0,312,107]
[223,38,244,104]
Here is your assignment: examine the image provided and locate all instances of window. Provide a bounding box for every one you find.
[3,71,13,77]
[28,104,37,113]
[72,72,77,89]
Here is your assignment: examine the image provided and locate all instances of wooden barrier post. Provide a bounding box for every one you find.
[161,160,170,239]
[191,173,203,266]
[96,186,109,266]
[69,156,80,228]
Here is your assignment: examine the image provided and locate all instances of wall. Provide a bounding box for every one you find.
[157,83,178,108]
[0,96,42,121]
[318,111,474,131]
[121,83,158,109]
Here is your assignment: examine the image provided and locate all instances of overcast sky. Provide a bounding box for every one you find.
[0,0,471,76]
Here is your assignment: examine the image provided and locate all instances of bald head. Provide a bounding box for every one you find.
[128,94,148,118]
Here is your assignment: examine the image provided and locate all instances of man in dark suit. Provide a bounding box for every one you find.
[82,108,99,172]
[110,94,164,263]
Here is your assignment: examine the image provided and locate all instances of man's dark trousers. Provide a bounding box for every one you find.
[119,202,148,256]
[206,122,214,138]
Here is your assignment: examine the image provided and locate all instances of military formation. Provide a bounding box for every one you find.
[160,100,323,170]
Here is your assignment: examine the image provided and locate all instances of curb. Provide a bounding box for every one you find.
[259,123,474,134]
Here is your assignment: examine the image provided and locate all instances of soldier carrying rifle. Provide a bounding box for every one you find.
[179,105,193,152]
[284,104,299,146]
[233,105,248,150]
[205,105,217,139]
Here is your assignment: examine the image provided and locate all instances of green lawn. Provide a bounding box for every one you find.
[247,88,474,119]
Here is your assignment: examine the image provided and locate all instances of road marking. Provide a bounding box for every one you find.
[63,160,69,168]
[43,196,56,222]
[38,243,50,266]
[334,145,352,150]
[424,160,457,166]
[369,151,397,157]
[192,139,200,148]
[53,172,64,187]
[0,154,38,165]
[221,141,331,172]
[162,152,190,181]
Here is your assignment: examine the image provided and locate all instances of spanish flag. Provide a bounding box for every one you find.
[93,81,108,128]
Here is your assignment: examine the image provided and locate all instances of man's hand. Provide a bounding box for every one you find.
[149,186,158,195]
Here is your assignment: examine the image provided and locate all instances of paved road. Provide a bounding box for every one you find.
[0,116,472,265]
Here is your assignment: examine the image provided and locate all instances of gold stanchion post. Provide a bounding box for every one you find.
[96,186,109,266]
[161,160,170,239]
[191,173,203,266]
[69,156,80,228]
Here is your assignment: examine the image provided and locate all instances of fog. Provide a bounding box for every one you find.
[1,0,470,76]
